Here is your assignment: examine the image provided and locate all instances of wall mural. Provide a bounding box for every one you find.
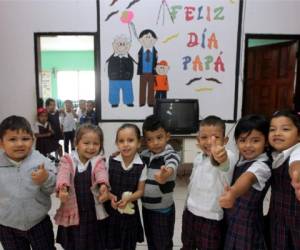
[99,0,243,121]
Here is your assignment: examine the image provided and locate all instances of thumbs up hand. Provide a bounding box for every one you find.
[210,136,227,164]
[31,164,49,185]
[291,170,300,201]
[219,185,236,208]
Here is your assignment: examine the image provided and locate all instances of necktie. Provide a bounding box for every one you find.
[145,49,151,62]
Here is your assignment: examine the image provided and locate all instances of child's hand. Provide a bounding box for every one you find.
[154,165,171,184]
[58,185,69,203]
[31,164,49,185]
[118,194,131,209]
[211,136,227,164]
[110,193,119,210]
[98,184,109,202]
[291,171,300,201]
[219,185,236,208]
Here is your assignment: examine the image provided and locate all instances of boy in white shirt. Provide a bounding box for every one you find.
[61,100,76,153]
[181,115,236,250]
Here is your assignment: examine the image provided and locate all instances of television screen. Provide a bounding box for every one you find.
[153,99,199,134]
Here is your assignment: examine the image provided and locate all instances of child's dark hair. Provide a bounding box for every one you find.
[116,123,141,142]
[75,123,104,154]
[271,110,300,131]
[45,98,55,107]
[234,114,269,141]
[142,115,168,135]
[200,115,226,136]
[0,115,33,139]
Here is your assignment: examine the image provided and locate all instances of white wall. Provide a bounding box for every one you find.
[0,0,97,123]
[1,0,300,159]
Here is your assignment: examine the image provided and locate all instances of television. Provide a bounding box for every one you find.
[153,99,199,134]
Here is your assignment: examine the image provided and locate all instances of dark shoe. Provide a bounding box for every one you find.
[126,104,134,107]
[140,104,145,107]
[111,104,119,108]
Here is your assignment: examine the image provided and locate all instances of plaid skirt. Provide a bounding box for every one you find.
[0,215,55,250]
[181,209,223,250]
[142,204,175,250]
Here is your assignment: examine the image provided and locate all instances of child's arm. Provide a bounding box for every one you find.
[219,172,257,208]
[55,156,73,201]
[118,181,146,209]
[290,160,300,201]
[154,150,180,184]
[93,157,110,202]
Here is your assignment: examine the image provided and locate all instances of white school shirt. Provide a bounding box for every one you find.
[186,150,237,221]
[111,153,147,181]
[235,153,271,191]
[33,121,51,134]
[272,142,300,169]
[61,112,76,132]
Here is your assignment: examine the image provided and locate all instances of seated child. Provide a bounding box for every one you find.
[219,114,271,250]
[181,115,237,250]
[141,115,181,250]
[33,107,59,156]
[0,115,56,250]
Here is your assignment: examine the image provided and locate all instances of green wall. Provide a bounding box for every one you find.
[41,50,95,98]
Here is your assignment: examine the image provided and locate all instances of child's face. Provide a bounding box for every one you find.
[197,125,227,156]
[236,129,266,160]
[0,129,33,162]
[65,102,73,112]
[269,116,300,152]
[116,127,140,160]
[79,101,86,110]
[86,102,94,112]
[47,101,56,113]
[37,112,48,124]
[76,131,101,164]
[144,128,170,154]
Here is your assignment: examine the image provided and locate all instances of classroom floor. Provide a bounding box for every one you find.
[0,177,188,250]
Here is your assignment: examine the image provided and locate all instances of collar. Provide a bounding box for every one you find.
[113,153,143,170]
[272,142,300,168]
[72,150,97,173]
[36,121,49,128]
[114,53,129,58]
[237,152,268,167]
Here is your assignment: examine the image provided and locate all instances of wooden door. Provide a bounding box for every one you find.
[243,41,298,118]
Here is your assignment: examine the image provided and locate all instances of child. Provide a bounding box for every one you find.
[268,110,300,250]
[106,123,146,250]
[80,100,97,125]
[55,123,109,250]
[33,107,59,156]
[0,115,56,249]
[46,97,63,157]
[61,100,76,153]
[181,115,236,250]
[76,99,86,122]
[141,115,181,250]
[219,114,271,250]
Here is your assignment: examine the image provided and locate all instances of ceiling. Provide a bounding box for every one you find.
[40,35,94,51]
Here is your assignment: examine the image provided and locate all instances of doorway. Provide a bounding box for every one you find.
[34,33,97,110]
[243,34,300,118]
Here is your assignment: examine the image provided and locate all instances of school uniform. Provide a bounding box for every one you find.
[270,143,300,250]
[33,121,59,156]
[55,152,108,250]
[141,144,180,250]
[224,153,271,250]
[61,112,76,153]
[105,154,146,250]
[0,150,56,250]
[181,150,236,250]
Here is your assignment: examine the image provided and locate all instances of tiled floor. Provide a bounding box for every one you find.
[0,177,188,250]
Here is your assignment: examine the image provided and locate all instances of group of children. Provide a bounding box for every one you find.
[34,98,97,158]
[0,110,300,250]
